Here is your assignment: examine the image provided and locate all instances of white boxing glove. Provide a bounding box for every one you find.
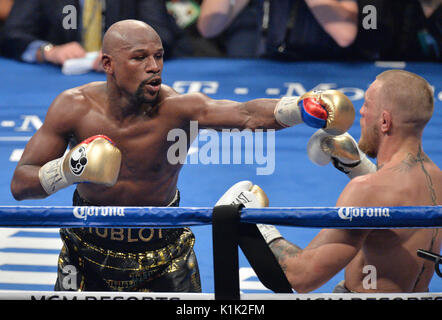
[216,181,283,244]
[307,129,376,179]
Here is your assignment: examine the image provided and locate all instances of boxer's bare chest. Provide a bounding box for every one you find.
[72,99,188,181]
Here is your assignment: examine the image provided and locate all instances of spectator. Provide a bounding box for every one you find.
[0,0,12,24]
[354,0,441,61]
[166,0,224,57]
[196,0,262,57]
[0,0,12,43]
[0,0,193,69]
[261,0,359,60]
[261,0,441,61]
[304,0,358,47]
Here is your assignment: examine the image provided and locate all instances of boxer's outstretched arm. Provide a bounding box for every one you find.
[11,92,78,200]
[175,92,283,131]
[172,90,354,134]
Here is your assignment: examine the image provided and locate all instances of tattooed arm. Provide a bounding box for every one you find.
[268,229,369,292]
[268,177,374,293]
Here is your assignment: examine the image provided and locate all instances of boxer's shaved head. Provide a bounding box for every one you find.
[375,70,434,133]
[102,19,162,56]
[359,70,434,158]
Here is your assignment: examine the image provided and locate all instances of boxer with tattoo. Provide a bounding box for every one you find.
[258,70,441,293]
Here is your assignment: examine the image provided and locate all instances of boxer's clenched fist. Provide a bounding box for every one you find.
[39,135,122,195]
[216,181,283,244]
[307,129,376,179]
[274,90,355,135]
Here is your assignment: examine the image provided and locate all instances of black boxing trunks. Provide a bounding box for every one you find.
[54,189,201,292]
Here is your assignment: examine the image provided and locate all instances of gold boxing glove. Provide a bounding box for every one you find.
[274,89,355,135]
[39,135,122,195]
[215,180,269,208]
[307,129,376,179]
[215,181,283,244]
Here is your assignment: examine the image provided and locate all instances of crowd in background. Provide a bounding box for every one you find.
[0,0,440,72]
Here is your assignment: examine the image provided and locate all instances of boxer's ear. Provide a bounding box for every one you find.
[102,54,113,74]
[380,110,392,134]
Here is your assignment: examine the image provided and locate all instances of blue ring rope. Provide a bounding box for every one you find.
[242,206,442,228]
[0,205,440,228]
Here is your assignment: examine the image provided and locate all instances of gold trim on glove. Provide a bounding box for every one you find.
[250,185,269,207]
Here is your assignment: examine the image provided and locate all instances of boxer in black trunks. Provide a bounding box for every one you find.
[55,189,201,292]
[10,19,355,292]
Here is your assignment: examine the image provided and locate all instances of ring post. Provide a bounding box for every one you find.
[238,222,293,293]
[212,204,242,300]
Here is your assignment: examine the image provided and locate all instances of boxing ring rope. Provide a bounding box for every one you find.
[0,205,440,301]
[0,205,440,228]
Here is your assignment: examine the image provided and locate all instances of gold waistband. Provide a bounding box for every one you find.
[62,227,195,272]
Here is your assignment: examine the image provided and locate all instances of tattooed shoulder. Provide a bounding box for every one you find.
[393,145,430,172]
[392,145,436,205]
